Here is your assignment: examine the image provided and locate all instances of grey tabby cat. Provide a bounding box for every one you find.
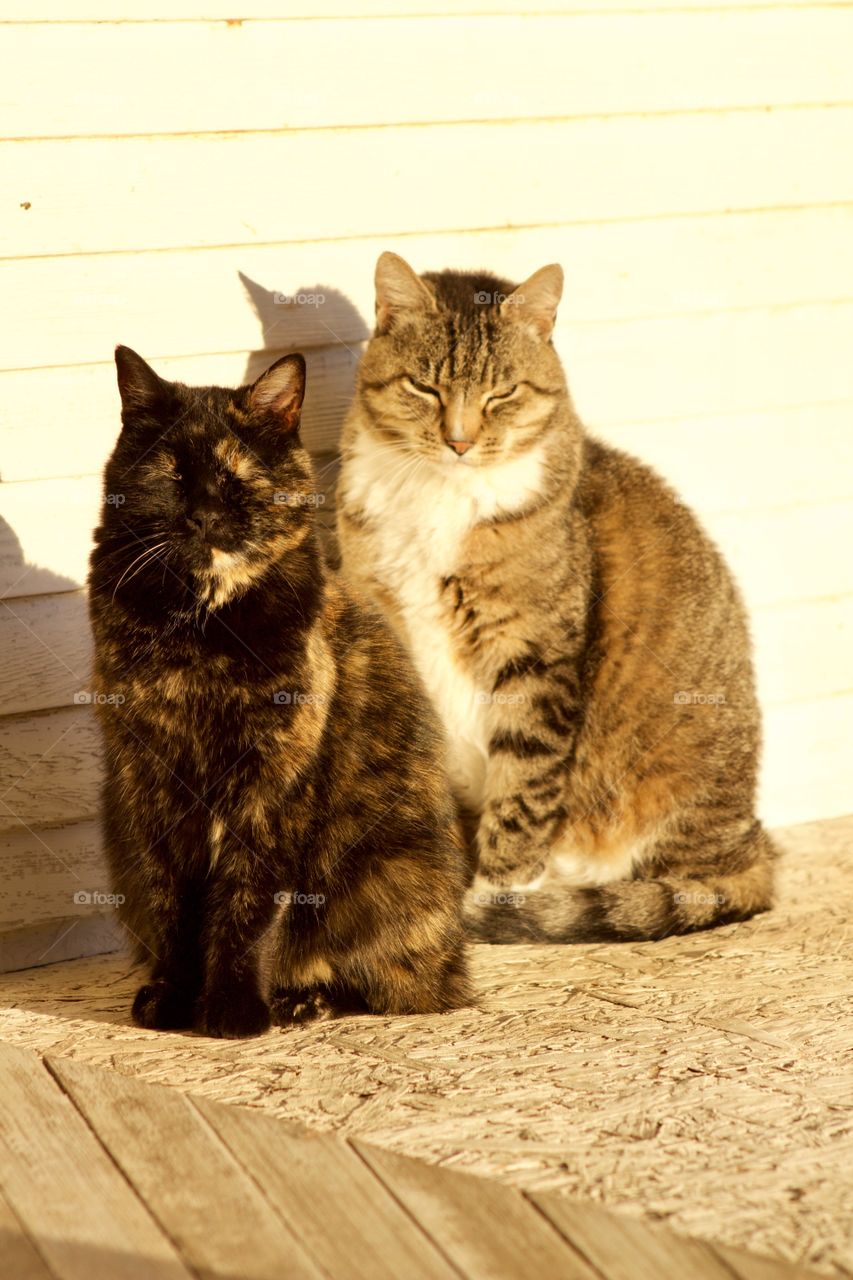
[335,251,777,943]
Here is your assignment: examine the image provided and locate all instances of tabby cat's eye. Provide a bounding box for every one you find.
[485,385,518,406]
[404,376,440,398]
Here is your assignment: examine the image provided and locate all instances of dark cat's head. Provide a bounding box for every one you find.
[94,347,318,609]
[354,252,568,469]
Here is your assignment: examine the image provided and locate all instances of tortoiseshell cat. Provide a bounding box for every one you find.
[336,253,777,943]
[88,346,469,1038]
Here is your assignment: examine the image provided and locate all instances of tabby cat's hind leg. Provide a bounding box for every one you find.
[270,984,368,1025]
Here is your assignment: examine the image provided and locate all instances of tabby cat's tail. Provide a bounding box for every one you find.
[465,848,776,944]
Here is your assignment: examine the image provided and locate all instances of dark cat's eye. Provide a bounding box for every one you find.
[404,376,440,399]
[485,385,518,406]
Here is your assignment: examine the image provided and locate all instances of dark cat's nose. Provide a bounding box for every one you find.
[447,439,474,456]
[187,503,224,539]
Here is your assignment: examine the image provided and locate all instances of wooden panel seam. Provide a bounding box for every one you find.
[520,1191,614,1280]
[343,1138,470,1280]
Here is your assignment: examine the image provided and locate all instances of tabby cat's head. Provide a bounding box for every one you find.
[96,348,316,608]
[355,253,567,468]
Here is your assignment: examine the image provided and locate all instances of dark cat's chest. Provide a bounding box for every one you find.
[92,594,334,818]
[95,612,277,778]
[100,616,255,707]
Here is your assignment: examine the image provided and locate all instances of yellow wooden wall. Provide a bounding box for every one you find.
[1,1,852,965]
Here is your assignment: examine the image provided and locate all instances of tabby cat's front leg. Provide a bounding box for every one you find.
[474,664,581,888]
[475,756,563,888]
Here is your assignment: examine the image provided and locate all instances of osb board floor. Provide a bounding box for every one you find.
[0,815,851,1278]
[0,1042,818,1280]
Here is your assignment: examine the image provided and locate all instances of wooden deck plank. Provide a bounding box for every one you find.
[193,1095,460,1280]
[48,1055,325,1280]
[0,1042,191,1280]
[352,1140,600,1280]
[530,1195,812,1280]
[0,1040,831,1280]
[712,1242,821,1280]
[0,1185,57,1280]
[530,1194,731,1280]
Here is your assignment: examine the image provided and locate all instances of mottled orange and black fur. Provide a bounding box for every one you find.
[336,253,778,943]
[88,346,469,1038]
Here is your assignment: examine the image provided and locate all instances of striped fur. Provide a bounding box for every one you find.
[336,253,778,943]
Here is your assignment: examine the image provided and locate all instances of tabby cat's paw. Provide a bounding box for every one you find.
[131,980,195,1031]
[270,986,339,1025]
[200,986,271,1039]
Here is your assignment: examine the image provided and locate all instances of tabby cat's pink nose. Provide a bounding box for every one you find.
[447,439,474,455]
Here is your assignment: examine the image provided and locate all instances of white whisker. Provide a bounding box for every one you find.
[111,542,169,600]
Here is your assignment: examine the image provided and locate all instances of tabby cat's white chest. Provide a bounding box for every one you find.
[342,434,546,810]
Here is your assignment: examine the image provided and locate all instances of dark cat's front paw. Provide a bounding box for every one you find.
[200,985,271,1039]
[132,980,195,1031]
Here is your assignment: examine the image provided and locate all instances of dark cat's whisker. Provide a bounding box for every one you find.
[111,542,169,600]
[116,545,169,593]
[98,533,167,562]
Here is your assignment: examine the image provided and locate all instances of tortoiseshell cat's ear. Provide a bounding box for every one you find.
[115,344,166,413]
[374,251,437,335]
[500,263,564,340]
[248,352,306,433]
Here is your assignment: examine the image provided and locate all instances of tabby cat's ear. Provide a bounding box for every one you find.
[115,345,166,413]
[374,252,437,334]
[248,353,305,432]
[500,264,564,340]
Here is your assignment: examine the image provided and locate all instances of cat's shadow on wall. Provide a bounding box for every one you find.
[238,273,371,564]
[238,271,369,386]
[0,516,81,599]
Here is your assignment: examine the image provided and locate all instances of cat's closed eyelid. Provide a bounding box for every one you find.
[150,451,183,482]
[483,385,519,407]
[403,375,442,400]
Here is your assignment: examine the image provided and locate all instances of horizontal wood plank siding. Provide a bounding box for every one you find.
[6,112,853,262]
[0,707,101,835]
[5,13,853,138]
[14,1,849,18]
